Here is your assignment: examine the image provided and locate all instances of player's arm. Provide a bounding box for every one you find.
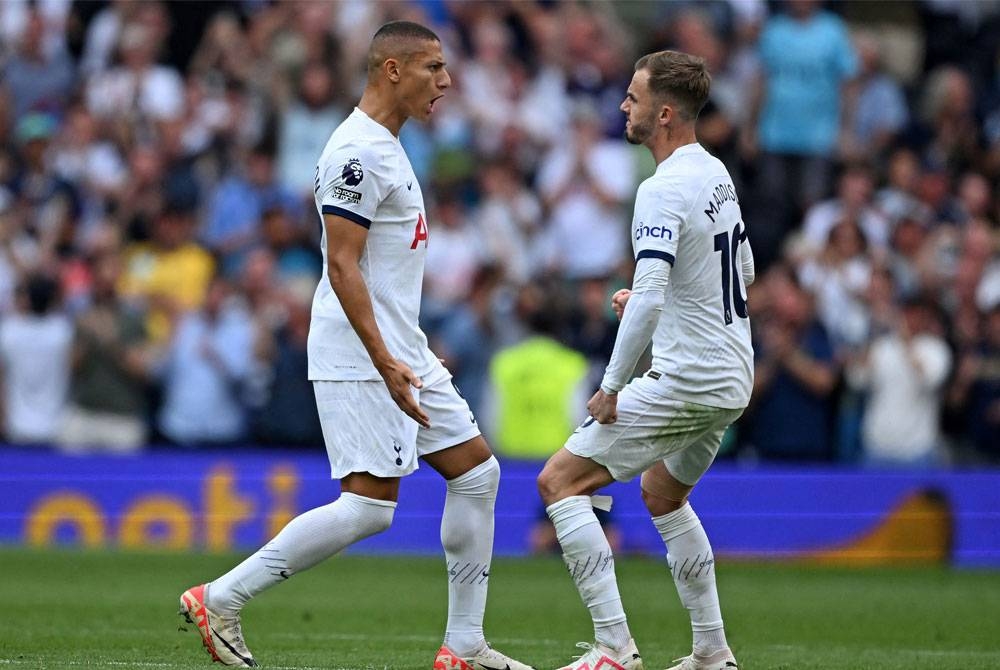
[589,256,671,423]
[324,213,430,427]
[739,223,755,287]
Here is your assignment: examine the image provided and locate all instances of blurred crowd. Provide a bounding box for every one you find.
[0,0,998,467]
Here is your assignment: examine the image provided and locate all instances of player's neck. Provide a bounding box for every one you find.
[358,88,406,137]
[649,126,698,165]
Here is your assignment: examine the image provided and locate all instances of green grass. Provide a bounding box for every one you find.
[0,549,998,669]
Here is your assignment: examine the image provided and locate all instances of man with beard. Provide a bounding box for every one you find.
[538,50,754,670]
[179,21,532,670]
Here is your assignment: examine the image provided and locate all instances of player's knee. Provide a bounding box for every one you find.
[536,464,563,507]
[447,455,500,499]
[641,487,687,516]
[342,492,396,536]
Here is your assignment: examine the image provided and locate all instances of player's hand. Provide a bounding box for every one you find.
[378,359,431,428]
[587,389,618,424]
[611,289,631,321]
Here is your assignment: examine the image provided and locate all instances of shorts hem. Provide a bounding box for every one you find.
[418,425,482,456]
[328,464,418,480]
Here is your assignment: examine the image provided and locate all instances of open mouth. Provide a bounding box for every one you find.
[428,95,444,114]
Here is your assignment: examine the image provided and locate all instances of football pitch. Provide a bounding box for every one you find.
[0,549,998,670]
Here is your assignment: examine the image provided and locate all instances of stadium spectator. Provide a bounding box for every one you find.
[565,276,620,394]
[747,266,839,461]
[430,264,502,423]
[155,276,254,446]
[277,60,347,198]
[848,295,953,467]
[743,0,858,265]
[57,242,150,453]
[800,161,890,257]
[85,19,184,127]
[9,112,80,269]
[844,32,909,160]
[203,141,301,277]
[251,295,323,447]
[798,219,874,353]
[948,305,1000,462]
[119,203,215,345]
[0,273,73,444]
[1,8,75,122]
[473,159,542,284]
[536,101,634,280]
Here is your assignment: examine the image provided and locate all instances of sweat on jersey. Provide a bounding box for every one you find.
[308,108,438,381]
[601,143,754,410]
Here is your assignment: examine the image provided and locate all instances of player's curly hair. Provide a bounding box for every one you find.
[635,50,711,122]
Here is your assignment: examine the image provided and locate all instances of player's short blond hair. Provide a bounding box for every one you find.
[635,50,711,122]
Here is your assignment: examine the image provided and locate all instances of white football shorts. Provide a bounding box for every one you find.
[313,360,481,479]
[565,372,744,485]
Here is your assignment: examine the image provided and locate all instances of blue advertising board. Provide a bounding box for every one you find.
[2,448,998,567]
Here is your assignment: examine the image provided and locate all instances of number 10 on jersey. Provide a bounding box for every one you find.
[713,222,749,325]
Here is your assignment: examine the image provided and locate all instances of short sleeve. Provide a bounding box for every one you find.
[318,143,388,229]
[633,181,685,266]
[833,20,859,79]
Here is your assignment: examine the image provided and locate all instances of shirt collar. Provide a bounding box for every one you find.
[656,143,703,172]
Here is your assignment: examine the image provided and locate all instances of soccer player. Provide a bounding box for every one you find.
[537,50,753,670]
[179,21,533,670]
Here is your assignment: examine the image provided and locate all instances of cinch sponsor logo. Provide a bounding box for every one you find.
[635,224,672,241]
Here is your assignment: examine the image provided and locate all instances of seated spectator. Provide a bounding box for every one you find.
[0,274,73,444]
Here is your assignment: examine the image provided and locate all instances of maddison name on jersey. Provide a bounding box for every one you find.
[703,183,739,223]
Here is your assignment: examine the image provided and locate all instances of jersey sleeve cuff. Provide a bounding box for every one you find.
[600,382,621,395]
[322,204,372,229]
[636,249,675,265]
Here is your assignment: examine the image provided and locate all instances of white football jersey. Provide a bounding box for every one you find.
[632,143,754,409]
[308,108,437,381]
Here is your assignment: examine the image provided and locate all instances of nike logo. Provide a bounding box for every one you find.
[279,570,290,580]
[210,626,257,667]
[477,664,509,670]
[407,181,413,190]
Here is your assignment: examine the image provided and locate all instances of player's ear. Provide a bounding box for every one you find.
[384,58,402,83]
[658,104,672,128]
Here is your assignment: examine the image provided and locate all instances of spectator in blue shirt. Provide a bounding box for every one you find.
[743,0,858,267]
[746,265,840,461]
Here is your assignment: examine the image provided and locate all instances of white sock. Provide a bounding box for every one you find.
[441,456,500,657]
[652,503,728,655]
[547,495,631,651]
[207,492,396,614]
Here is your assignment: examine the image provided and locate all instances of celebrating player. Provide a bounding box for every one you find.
[537,50,753,670]
[179,21,532,670]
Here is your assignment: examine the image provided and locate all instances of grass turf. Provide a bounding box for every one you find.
[0,548,997,669]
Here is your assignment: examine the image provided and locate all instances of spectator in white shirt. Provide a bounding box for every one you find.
[848,295,952,466]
